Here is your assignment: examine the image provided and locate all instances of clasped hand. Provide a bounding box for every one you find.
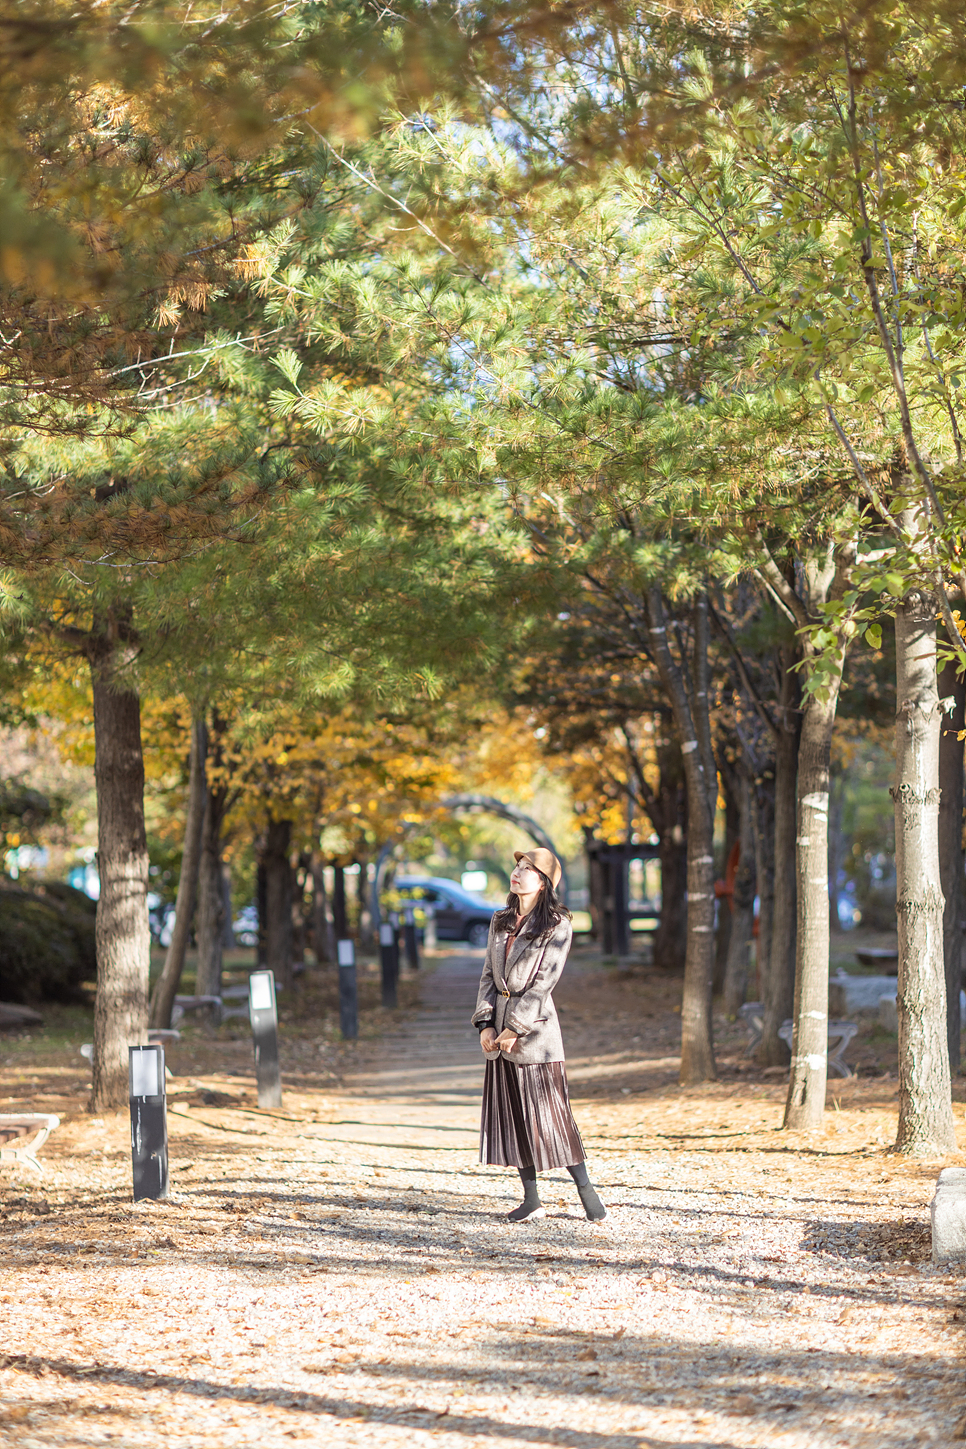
[480,1026,518,1054]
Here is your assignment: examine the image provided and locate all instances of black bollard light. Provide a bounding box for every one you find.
[129,1044,169,1202]
[389,909,402,973]
[379,921,398,1009]
[337,939,358,1039]
[249,970,282,1109]
[403,905,420,971]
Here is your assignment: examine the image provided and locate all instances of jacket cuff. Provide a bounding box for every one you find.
[471,1006,494,1028]
[506,1013,532,1037]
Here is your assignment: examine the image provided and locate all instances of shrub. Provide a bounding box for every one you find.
[0,882,97,1003]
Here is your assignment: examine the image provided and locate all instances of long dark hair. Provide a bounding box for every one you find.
[493,868,572,942]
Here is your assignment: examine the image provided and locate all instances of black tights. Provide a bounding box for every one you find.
[518,1161,589,1198]
[516,1160,605,1221]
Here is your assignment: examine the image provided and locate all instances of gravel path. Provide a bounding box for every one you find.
[1,949,963,1448]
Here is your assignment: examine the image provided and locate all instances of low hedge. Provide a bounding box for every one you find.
[0,881,97,1003]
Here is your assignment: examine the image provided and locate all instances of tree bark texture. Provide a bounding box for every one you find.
[761,653,802,1065]
[751,769,775,1004]
[893,597,956,1155]
[714,774,740,995]
[89,628,150,1112]
[149,715,207,1029]
[195,780,228,1004]
[784,682,843,1130]
[291,857,308,973]
[827,774,845,933]
[585,830,605,942]
[264,818,294,988]
[256,859,268,966]
[221,867,235,950]
[646,734,688,972]
[723,770,757,1017]
[646,588,717,1084]
[938,657,965,1075]
[356,861,374,951]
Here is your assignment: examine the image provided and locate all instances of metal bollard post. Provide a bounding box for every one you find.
[403,905,420,970]
[249,970,282,1109]
[129,1044,169,1202]
[423,904,437,954]
[379,921,398,1009]
[388,909,400,970]
[337,938,358,1039]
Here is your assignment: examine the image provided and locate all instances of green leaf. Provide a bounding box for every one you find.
[865,623,882,649]
[273,348,303,389]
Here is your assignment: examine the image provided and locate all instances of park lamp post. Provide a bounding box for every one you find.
[249,970,282,1109]
[129,1044,169,1202]
[379,920,398,1009]
[337,938,358,1039]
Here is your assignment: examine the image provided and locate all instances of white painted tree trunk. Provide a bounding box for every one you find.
[893,594,957,1155]
[784,683,842,1130]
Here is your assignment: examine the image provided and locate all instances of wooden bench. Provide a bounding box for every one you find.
[220,984,251,1022]
[171,994,222,1026]
[739,1003,857,1077]
[778,1018,858,1078]
[0,1114,60,1178]
[80,1028,179,1064]
[739,1001,765,1055]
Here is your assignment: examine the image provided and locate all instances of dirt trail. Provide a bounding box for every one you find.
[0,947,964,1448]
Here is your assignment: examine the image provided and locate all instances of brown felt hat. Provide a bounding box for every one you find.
[513,847,562,889]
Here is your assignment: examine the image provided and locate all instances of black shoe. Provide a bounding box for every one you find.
[507,1200,546,1222]
[578,1182,606,1221]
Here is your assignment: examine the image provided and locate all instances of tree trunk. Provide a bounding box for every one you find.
[651,737,688,971]
[938,657,965,1077]
[761,650,802,1065]
[723,770,756,1017]
[195,781,228,1005]
[221,865,236,950]
[89,626,150,1112]
[585,830,604,941]
[150,714,207,1029]
[751,768,775,1003]
[646,588,717,1084]
[332,864,348,939]
[311,854,335,963]
[784,676,844,1131]
[827,772,845,933]
[893,594,957,1155]
[264,818,294,989]
[714,770,740,995]
[291,856,307,974]
[256,858,268,966]
[356,860,374,952]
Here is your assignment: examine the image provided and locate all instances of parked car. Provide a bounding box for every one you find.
[233,905,259,947]
[147,896,176,948]
[393,876,500,948]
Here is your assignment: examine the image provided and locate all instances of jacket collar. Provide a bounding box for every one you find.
[504,921,532,972]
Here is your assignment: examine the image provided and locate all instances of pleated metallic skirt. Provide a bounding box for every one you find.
[479,1057,585,1171]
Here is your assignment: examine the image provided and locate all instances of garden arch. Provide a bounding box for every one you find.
[370,792,569,926]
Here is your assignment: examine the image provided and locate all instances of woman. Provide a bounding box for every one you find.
[472,847,606,1223]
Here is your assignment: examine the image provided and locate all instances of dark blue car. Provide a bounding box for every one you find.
[393,875,499,948]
